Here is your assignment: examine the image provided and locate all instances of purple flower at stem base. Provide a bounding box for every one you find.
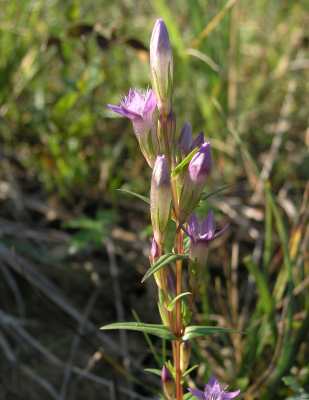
[188,376,240,400]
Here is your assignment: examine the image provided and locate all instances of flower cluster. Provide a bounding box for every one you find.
[107,18,239,400]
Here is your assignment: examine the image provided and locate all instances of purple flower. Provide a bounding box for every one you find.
[178,142,212,223]
[188,376,240,400]
[107,88,156,135]
[188,142,212,184]
[191,132,205,152]
[161,366,175,400]
[150,19,173,115]
[107,89,157,166]
[179,122,193,155]
[161,365,172,383]
[179,122,205,156]
[187,211,228,265]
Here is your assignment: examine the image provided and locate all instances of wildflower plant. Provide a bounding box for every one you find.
[103,18,240,400]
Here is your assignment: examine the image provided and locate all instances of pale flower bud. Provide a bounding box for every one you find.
[179,142,212,223]
[161,366,175,400]
[150,19,173,116]
[150,155,171,244]
[180,341,191,373]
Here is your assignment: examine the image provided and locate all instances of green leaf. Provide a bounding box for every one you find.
[265,183,293,300]
[263,186,273,269]
[144,368,162,377]
[172,147,198,177]
[132,310,162,366]
[244,256,274,315]
[201,184,230,200]
[183,364,199,378]
[116,188,149,204]
[183,325,237,340]
[100,322,175,340]
[184,393,195,400]
[167,292,192,311]
[142,253,188,283]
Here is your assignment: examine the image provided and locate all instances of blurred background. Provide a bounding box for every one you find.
[0,0,308,399]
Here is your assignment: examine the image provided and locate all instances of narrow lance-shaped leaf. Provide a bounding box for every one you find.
[144,368,162,377]
[183,364,199,378]
[201,184,230,201]
[101,322,175,340]
[167,292,192,311]
[142,253,188,283]
[183,325,237,341]
[244,255,274,315]
[172,147,198,177]
[116,188,150,204]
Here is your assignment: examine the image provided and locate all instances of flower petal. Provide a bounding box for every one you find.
[206,376,218,388]
[143,89,157,116]
[223,389,241,399]
[188,213,199,240]
[188,388,205,399]
[107,104,139,119]
[201,210,215,239]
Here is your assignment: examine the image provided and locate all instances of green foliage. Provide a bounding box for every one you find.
[100,322,175,340]
[183,325,237,341]
[65,210,117,252]
[283,376,309,400]
[142,253,188,283]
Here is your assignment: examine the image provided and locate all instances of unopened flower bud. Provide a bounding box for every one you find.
[150,155,171,244]
[178,123,205,158]
[161,366,175,400]
[180,341,191,373]
[191,132,204,151]
[150,19,173,116]
[189,142,212,184]
[179,122,193,156]
[179,142,212,223]
[150,236,160,263]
